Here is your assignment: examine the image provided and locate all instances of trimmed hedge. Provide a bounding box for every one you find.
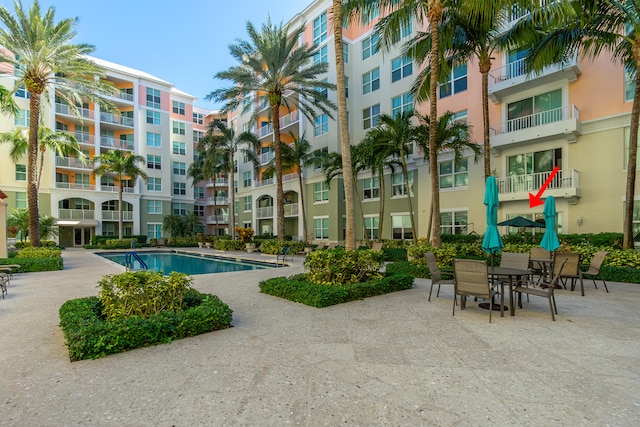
[214,239,246,251]
[382,247,408,262]
[385,261,432,279]
[59,290,233,361]
[259,240,305,255]
[259,272,414,307]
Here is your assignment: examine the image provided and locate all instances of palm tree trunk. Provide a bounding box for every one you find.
[27,92,41,247]
[401,152,417,245]
[428,1,443,247]
[480,61,492,179]
[213,180,218,235]
[377,169,385,242]
[118,177,124,240]
[271,103,285,240]
[37,145,45,193]
[297,171,308,242]
[354,178,371,248]
[229,152,236,239]
[333,0,356,250]
[623,71,640,249]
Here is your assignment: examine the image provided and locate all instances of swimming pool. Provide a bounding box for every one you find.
[98,251,273,275]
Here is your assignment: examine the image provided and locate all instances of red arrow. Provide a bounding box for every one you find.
[529,166,560,208]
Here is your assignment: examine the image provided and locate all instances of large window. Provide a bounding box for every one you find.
[363,177,380,200]
[193,112,204,124]
[363,104,380,129]
[314,182,329,202]
[173,162,186,175]
[147,132,161,147]
[391,55,412,82]
[439,62,468,98]
[364,216,379,240]
[193,130,204,143]
[147,200,163,214]
[146,110,160,125]
[173,182,186,195]
[314,217,329,239]
[15,192,26,209]
[244,195,252,212]
[172,101,185,115]
[172,202,187,215]
[173,141,186,155]
[194,186,205,199]
[440,210,468,235]
[194,205,204,217]
[15,84,29,99]
[313,12,327,45]
[392,214,413,240]
[507,148,561,192]
[314,114,328,136]
[147,177,162,192]
[146,88,161,109]
[15,164,26,181]
[15,109,29,127]
[507,89,562,130]
[439,158,468,189]
[147,223,162,239]
[362,33,379,60]
[362,68,380,94]
[243,171,252,187]
[314,44,328,64]
[172,121,186,135]
[147,155,161,170]
[391,92,413,117]
[392,172,414,197]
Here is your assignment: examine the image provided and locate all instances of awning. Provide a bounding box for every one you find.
[55,219,99,227]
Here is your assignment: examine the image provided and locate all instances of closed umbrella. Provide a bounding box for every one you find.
[540,196,560,252]
[482,176,504,264]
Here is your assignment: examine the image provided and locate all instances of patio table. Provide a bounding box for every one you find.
[483,267,531,317]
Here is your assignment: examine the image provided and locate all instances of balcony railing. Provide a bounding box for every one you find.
[490,105,579,136]
[73,132,94,145]
[55,182,95,191]
[254,177,275,188]
[496,169,580,202]
[58,209,94,220]
[118,91,134,102]
[100,137,134,151]
[55,103,94,120]
[102,211,134,221]
[206,196,228,205]
[206,177,228,187]
[206,215,229,224]
[259,151,275,165]
[258,124,273,138]
[100,112,134,127]
[282,172,299,183]
[280,109,299,129]
[100,185,135,193]
[256,206,274,219]
[284,203,299,217]
[56,156,92,169]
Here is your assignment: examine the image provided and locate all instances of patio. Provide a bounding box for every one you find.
[0,248,639,425]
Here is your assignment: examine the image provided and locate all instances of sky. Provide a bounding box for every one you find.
[35,0,303,110]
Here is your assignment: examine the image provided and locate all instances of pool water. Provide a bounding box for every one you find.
[98,251,271,275]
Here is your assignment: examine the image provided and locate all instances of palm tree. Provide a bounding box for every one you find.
[92,150,147,240]
[366,111,419,244]
[0,126,85,192]
[199,120,260,239]
[208,18,336,241]
[0,0,116,247]
[39,215,59,241]
[503,0,638,248]
[7,208,29,242]
[188,144,224,234]
[0,84,18,115]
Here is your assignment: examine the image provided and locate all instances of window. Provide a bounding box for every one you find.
[362,33,379,60]
[314,114,329,136]
[75,173,90,188]
[15,164,26,181]
[625,66,635,103]
[507,148,562,192]
[453,110,468,122]
[173,162,186,175]
[316,78,328,101]
[193,112,204,124]
[172,101,185,115]
[343,42,349,64]
[172,121,186,135]
[147,155,162,170]
[314,182,329,202]
[363,177,380,200]
[439,158,468,189]
[361,6,379,25]
[507,89,562,131]
[392,215,413,240]
[244,195,252,212]
[392,172,414,197]
[314,217,329,239]
[391,55,413,82]
[363,104,380,129]
[103,223,116,236]
[13,192,27,209]
[194,186,205,199]
[345,76,349,98]
[146,88,161,108]
[146,110,160,125]
[399,21,412,40]
[147,200,163,214]
[173,141,186,155]
[146,132,161,147]
[362,68,380,95]
[194,205,204,217]
[172,202,187,215]
[314,44,328,64]
[391,92,413,117]
[313,12,327,45]
[235,200,239,216]
[147,177,162,192]
[243,171,252,187]
[147,223,162,239]
[441,210,468,235]
[193,130,204,143]
[173,182,186,195]
[15,85,29,99]
[15,109,30,127]
[439,62,468,98]
[364,216,379,240]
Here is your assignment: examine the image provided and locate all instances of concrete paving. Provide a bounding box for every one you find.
[1,247,639,426]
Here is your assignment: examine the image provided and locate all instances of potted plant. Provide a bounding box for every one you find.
[196,233,205,248]
[236,227,255,251]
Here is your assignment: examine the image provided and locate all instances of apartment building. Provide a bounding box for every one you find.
[0,57,227,247]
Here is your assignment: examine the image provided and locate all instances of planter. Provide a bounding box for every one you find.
[246,242,256,253]
[198,242,204,248]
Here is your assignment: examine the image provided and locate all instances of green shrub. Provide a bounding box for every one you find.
[98,271,193,320]
[259,272,414,307]
[258,239,305,255]
[166,237,198,247]
[600,266,640,283]
[304,248,384,285]
[385,261,432,278]
[83,244,100,249]
[0,257,63,272]
[382,247,408,262]
[15,240,58,249]
[15,246,62,259]
[59,289,233,361]
[214,239,246,251]
[441,234,483,244]
[381,239,410,249]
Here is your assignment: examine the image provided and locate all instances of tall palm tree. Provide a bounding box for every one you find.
[0,0,116,247]
[208,18,336,241]
[0,126,85,192]
[92,150,147,240]
[200,120,260,239]
[188,143,225,234]
[366,111,419,244]
[504,0,638,248]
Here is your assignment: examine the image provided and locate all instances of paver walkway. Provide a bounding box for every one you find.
[1,248,639,426]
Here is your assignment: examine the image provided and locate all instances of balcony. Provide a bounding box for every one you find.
[100,185,135,193]
[256,206,273,219]
[488,56,581,103]
[55,103,94,120]
[58,209,94,220]
[206,178,228,187]
[254,177,275,188]
[490,105,581,148]
[102,211,134,221]
[496,168,580,203]
[56,156,92,170]
[206,215,229,224]
[259,151,275,165]
[256,110,300,140]
[282,172,299,183]
[284,203,299,217]
[55,182,95,191]
[100,112,134,127]
[100,137,134,151]
[205,196,228,205]
[73,132,94,146]
[258,123,273,139]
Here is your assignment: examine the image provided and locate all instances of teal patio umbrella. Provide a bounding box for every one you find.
[540,196,560,252]
[482,176,504,265]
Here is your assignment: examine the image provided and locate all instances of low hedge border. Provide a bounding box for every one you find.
[0,257,63,272]
[259,272,414,308]
[59,290,233,361]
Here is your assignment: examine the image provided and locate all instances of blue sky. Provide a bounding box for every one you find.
[36,0,302,110]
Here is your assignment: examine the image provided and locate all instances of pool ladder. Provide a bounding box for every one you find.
[125,251,148,271]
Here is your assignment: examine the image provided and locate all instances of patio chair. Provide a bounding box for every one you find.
[514,258,567,321]
[425,252,455,301]
[530,247,552,285]
[452,259,497,322]
[553,252,585,296]
[581,251,609,293]
[1,272,9,299]
[156,238,166,248]
[371,242,383,251]
[497,252,531,301]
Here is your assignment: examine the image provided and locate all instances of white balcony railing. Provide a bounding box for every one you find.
[206,196,228,205]
[73,132,94,145]
[206,177,228,187]
[206,215,229,224]
[284,203,299,217]
[282,172,299,183]
[100,112,134,127]
[496,169,579,195]
[254,177,275,188]
[102,211,134,221]
[258,124,273,138]
[100,185,135,193]
[280,109,299,129]
[490,105,579,136]
[55,182,95,191]
[55,156,92,169]
[100,136,134,151]
[256,206,274,219]
[118,91,134,102]
[58,209,94,220]
[55,103,94,120]
[259,151,275,165]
